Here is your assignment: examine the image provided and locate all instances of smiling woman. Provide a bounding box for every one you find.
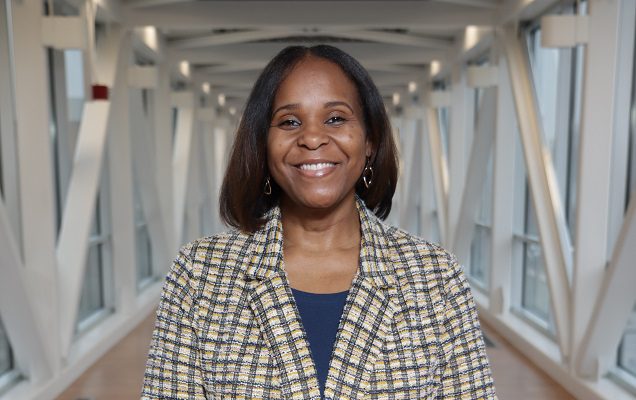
[142,45,497,399]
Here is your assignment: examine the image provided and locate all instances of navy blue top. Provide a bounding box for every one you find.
[291,288,349,397]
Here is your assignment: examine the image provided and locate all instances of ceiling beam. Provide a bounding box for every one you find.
[170,29,304,49]
[334,30,452,49]
[170,43,445,64]
[434,0,499,9]
[124,1,495,29]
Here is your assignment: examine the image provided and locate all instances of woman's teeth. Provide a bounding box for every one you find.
[299,162,335,171]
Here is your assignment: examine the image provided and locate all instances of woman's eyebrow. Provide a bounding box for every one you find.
[324,101,354,113]
[272,103,299,116]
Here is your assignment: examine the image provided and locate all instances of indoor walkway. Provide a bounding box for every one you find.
[56,313,574,400]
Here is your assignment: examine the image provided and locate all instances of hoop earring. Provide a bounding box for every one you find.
[363,164,374,189]
[264,176,272,195]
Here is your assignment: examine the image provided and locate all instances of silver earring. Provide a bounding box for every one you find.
[264,176,272,195]
[363,164,374,189]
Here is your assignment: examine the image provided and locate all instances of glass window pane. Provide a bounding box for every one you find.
[618,306,636,377]
[0,318,13,376]
[526,22,583,238]
[77,243,105,322]
[136,223,153,286]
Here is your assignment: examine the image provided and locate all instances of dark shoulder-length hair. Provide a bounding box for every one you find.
[220,45,399,232]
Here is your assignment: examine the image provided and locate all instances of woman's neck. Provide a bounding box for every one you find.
[280,194,361,252]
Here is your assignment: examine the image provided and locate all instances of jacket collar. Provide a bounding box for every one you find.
[245,196,397,288]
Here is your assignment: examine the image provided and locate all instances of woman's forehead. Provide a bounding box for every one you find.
[273,57,360,106]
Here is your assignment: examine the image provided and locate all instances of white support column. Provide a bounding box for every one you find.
[11,0,61,374]
[397,115,421,234]
[489,53,516,314]
[130,89,169,279]
[573,0,630,378]
[577,198,636,379]
[606,1,636,259]
[425,108,449,244]
[448,63,471,248]
[57,101,111,356]
[0,200,51,381]
[0,0,21,243]
[499,25,572,358]
[452,87,497,265]
[199,109,221,233]
[418,114,437,241]
[153,39,175,264]
[184,121,202,241]
[104,29,137,313]
[173,95,195,247]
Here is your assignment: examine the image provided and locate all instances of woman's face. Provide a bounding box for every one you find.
[267,56,371,212]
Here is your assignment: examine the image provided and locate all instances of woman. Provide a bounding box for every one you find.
[142,45,496,399]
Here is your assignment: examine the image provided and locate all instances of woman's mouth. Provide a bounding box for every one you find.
[296,162,338,177]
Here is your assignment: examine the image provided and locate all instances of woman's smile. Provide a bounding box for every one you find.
[295,161,339,177]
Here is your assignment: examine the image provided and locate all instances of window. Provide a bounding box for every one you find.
[467,61,494,291]
[47,46,114,331]
[512,134,554,331]
[48,48,87,232]
[469,155,493,290]
[618,306,636,378]
[511,5,585,330]
[77,168,114,330]
[0,317,13,375]
[614,14,636,389]
[525,9,584,239]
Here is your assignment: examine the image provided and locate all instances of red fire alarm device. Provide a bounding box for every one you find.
[92,84,109,100]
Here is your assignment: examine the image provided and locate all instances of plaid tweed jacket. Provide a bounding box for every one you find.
[142,199,496,399]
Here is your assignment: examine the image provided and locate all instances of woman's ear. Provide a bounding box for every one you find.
[365,139,373,159]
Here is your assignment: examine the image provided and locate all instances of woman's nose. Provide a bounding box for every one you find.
[297,119,329,149]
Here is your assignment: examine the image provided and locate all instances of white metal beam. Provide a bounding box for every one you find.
[577,198,636,379]
[124,2,495,30]
[499,25,572,357]
[425,108,449,244]
[169,29,303,49]
[434,0,499,8]
[447,64,470,248]
[573,0,634,379]
[0,0,21,245]
[154,40,177,268]
[129,89,171,280]
[57,100,111,356]
[335,30,452,49]
[170,43,446,65]
[0,199,52,381]
[172,99,195,247]
[11,0,61,374]
[105,29,137,315]
[452,87,497,264]
[489,51,516,315]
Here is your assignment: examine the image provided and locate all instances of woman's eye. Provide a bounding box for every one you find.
[277,119,301,128]
[326,116,346,125]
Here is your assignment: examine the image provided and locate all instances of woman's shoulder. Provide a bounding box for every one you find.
[172,229,256,280]
[375,220,456,263]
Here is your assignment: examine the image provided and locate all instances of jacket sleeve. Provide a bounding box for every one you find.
[438,254,497,399]
[142,247,207,399]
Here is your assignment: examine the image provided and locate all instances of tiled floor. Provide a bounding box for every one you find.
[56,311,575,399]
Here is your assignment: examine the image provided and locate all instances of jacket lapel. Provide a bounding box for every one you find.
[245,207,321,399]
[324,200,402,398]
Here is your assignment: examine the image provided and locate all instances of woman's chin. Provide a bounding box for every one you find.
[284,191,354,212]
